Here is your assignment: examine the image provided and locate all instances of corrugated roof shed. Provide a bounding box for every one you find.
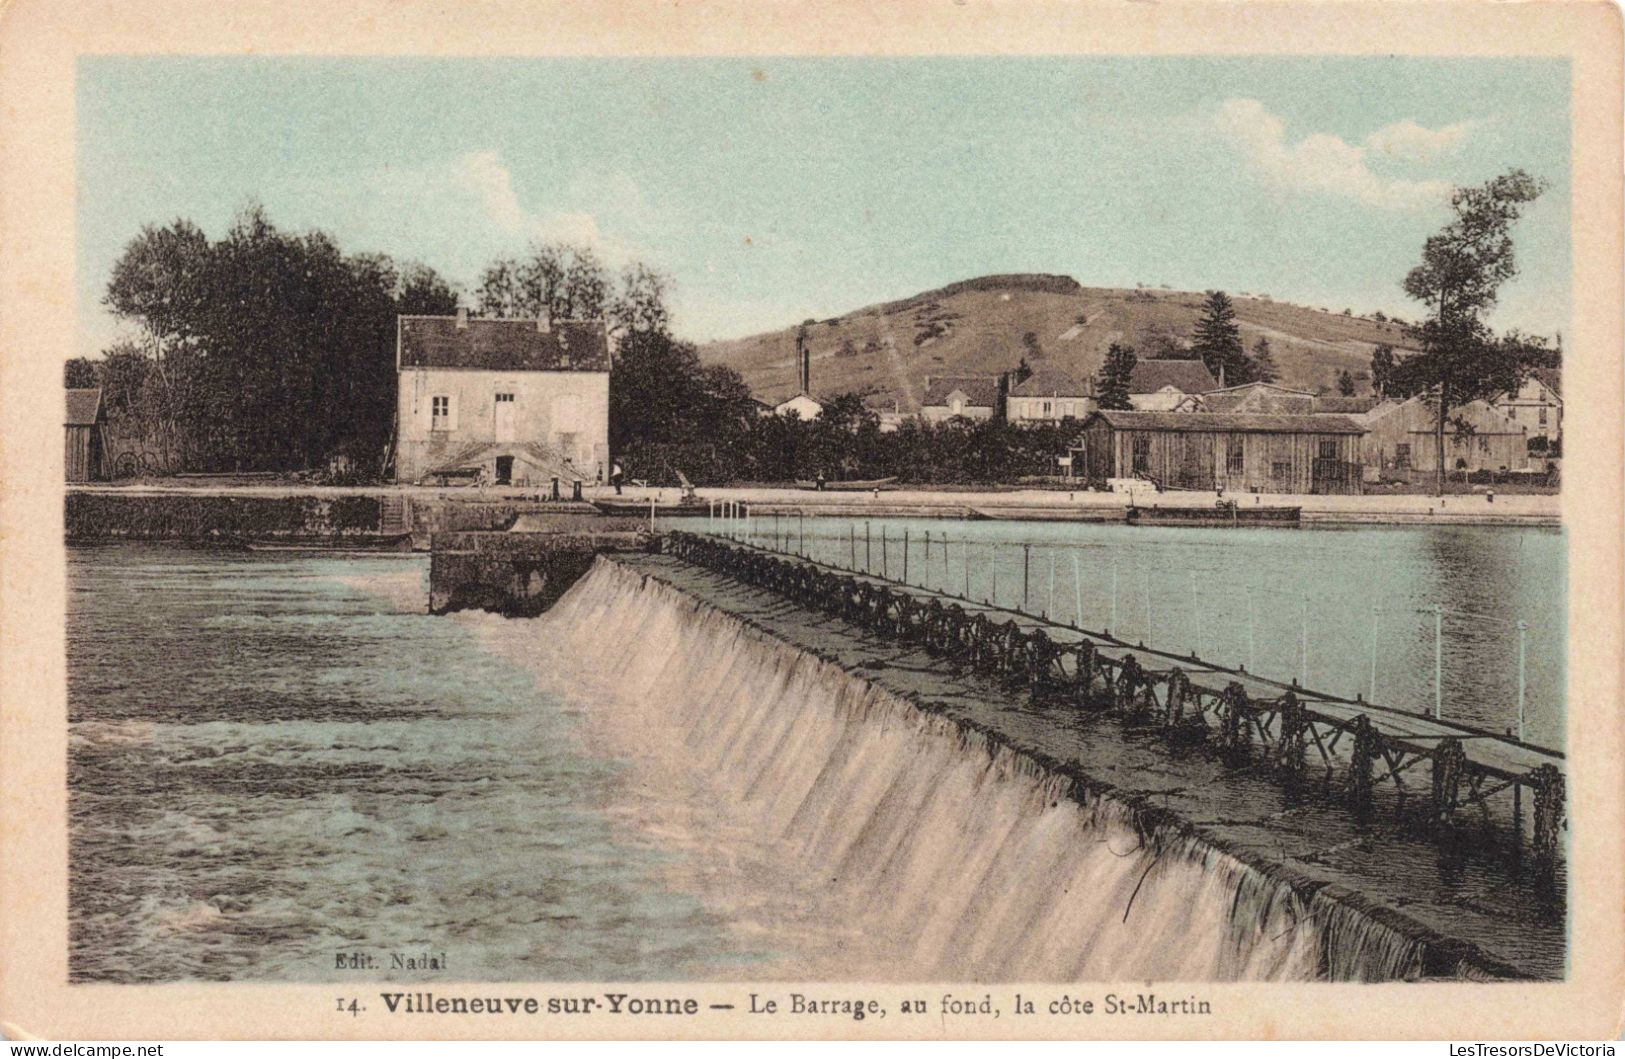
[1085,409,1367,434]
[922,374,1000,408]
[1010,368,1093,398]
[1314,395,1381,414]
[65,388,103,426]
[398,316,610,372]
[1128,359,1218,394]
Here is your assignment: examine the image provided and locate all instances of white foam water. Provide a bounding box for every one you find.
[504,558,1429,982]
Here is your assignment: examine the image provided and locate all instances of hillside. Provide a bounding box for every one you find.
[698,273,1422,411]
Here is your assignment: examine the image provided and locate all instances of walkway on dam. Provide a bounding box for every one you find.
[612,545,1567,980]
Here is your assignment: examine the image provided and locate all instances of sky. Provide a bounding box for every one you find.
[76,56,1571,358]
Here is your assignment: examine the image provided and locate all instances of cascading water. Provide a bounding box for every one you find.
[505,557,1431,982]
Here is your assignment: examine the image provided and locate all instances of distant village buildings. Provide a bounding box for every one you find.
[1490,368,1562,449]
[1006,369,1095,424]
[1126,360,1219,410]
[394,310,610,487]
[919,375,1001,423]
[1358,396,1530,482]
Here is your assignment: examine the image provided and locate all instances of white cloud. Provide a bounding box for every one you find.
[451,150,608,249]
[1214,98,1467,210]
[1364,118,1478,165]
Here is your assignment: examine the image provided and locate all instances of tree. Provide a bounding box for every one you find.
[1369,343,1396,397]
[1336,369,1356,397]
[475,242,613,322]
[1022,330,1044,360]
[1249,336,1279,383]
[1392,169,1549,494]
[1191,290,1253,385]
[1012,357,1034,385]
[1095,343,1137,410]
[64,358,99,388]
[610,262,671,342]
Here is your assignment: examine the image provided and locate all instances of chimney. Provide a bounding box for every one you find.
[798,332,811,394]
[456,306,468,330]
[537,309,551,334]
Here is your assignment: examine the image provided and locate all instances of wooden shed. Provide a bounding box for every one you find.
[1076,409,1367,495]
[1360,396,1528,482]
[65,387,106,482]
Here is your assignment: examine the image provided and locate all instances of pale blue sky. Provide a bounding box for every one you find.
[77,56,1570,357]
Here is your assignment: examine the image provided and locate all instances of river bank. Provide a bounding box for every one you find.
[68,482,1560,531]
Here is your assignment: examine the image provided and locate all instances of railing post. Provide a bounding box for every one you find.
[1111,561,1119,633]
[1434,604,1443,720]
[882,526,889,579]
[1022,543,1030,612]
[1247,588,1257,674]
[865,521,872,573]
[1189,570,1200,658]
[1517,619,1528,742]
[990,544,998,606]
[1072,553,1082,630]
[1047,551,1056,621]
[962,538,970,600]
[902,529,909,584]
[1299,591,1309,686]
[850,524,856,569]
[1141,569,1152,646]
[1369,602,1380,702]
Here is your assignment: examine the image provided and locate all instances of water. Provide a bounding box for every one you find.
[696,516,1566,749]
[68,531,1562,983]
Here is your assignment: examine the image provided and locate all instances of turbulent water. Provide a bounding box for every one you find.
[70,543,1450,983]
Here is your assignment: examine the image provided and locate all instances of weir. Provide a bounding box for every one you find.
[579,534,1565,980]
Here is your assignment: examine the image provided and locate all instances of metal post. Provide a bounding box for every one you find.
[1141,569,1152,645]
[1072,553,1083,630]
[1022,544,1031,612]
[962,539,970,600]
[1369,604,1380,702]
[882,527,889,579]
[865,522,872,572]
[1517,619,1527,742]
[1189,570,1200,657]
[650,497,656,533]
[1300,592,1309,686]
[799,512,805,557]
[991,545,998,606]
[1111,562,1119,632]
[1048,551,1056,620]
[1247,588,1257,674]
[1433,604,1443,720]
[903,529,909,584]
[850,524,856,569]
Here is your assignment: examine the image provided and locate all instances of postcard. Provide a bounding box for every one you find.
[1,0,1621,1042]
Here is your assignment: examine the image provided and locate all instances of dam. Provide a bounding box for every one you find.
[420,519,1566,981]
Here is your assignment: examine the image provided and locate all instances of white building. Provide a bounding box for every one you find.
[1491,369,1562,448]
[394,310,610,485]
[1007,368,1095,424]
[1127,359,1219,411]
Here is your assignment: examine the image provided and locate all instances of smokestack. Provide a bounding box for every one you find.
[456,306,468,330]
[798,331,810,394]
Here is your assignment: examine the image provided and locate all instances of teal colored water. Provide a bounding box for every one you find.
[67,545,744,982]
[687,517,1567,750]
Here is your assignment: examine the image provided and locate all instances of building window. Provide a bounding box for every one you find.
[1538,406,1548,426]
[496,393,515,403]
[1131,435,1150,474]
[1226,436,1244,474]
[1478,435,1491,453]
[1042,400,1053,417]
[1317,438,1338,460]
[1271,460,1290,480]
[431,395,450,430]
[1395,443,1410,469]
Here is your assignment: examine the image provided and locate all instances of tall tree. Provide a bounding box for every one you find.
[1369,343,1396,397]
[64,358,99,388]
[1336,369,1356,397]
[1094,343,1137,410]
[1191,290,1252,385]
[1392,169,1549,494]
[610,262,672,343]
[1249,336,1279,383]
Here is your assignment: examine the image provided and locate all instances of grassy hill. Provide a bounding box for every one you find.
[698,273,1422,411]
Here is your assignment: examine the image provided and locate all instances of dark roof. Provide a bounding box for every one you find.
[1010,368,1093,398]
[1084,409,1367,434]
[1314,395,1381,414]
[398,316,610,372]
[922,374,1000,408]
[65,388,103,426]
[1128,359,1218,394]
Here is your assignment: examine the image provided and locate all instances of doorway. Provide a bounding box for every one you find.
[495,455,514,485]
[494,393,516,442]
